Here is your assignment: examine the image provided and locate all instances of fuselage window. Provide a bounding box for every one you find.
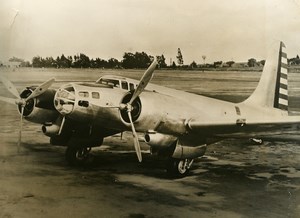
[121,81,128,90]
[78,100,89,107]
[78,91,89,98]
[92,92,100,99]
[129,83,135,91]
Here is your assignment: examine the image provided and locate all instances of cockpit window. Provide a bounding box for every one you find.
[78,91,89,98]
[96,77,138,90]
[97,78,120,88]
[92,92,100,99]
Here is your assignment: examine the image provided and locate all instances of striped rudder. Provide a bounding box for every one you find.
[274,42,288,111]
[243,41,289,112]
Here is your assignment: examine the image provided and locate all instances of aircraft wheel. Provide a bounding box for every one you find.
[65,145,92,166]
[167,158,194,177]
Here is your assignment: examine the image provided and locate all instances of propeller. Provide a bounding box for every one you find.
[0,76,55,150]
[121,59,158,162]
[128,59,157,105]
[0,75,20,98]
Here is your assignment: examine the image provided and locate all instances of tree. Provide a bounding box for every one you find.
[57,54,71,68]
[32,56,43,68]
[44,57,55,68]
[73,54,81,68]
[190,61,197,68]
[213,61,222,68]
[122,52,135,69]
[288,55,300,65]
[226,61,235,67]
[176,48,184,66]
[20,61,31,67]
[80,53,91,68]
[259,60,266,66]
[248,58,257,67]
[95,58,108,68]
[135,52,151,68]
[156,55,167,68]
[171,61,177,68]
[107,58,119,68]
[122,52,152,69]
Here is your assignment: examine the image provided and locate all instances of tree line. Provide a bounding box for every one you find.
[5,51,300,69]
[31,52,167,69]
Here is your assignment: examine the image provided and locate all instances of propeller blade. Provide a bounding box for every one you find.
[18,106,24,152]
[0,96,17,105]
[25,78,55,101]
[0,76,20,98]
[127,111,142,162]
[129,59,157,105]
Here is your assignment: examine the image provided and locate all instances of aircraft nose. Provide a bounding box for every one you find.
[54,84,75,115]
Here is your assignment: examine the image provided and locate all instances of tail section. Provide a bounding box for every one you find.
[244,41,288,112]
[274,42,288,110]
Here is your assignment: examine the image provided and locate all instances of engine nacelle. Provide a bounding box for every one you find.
[172,140,207,159]
[19,88,59,124]
[120,91,196,135]
[25,107,59,124]
[42,124,60,137]
[144,132,177,147]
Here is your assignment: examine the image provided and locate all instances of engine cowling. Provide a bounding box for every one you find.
[144,132,177,147]
[119,91,193,135]
[19,87,59,124]
[119,92,142,123]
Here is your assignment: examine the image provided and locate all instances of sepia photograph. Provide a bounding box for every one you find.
[0,0,300,217]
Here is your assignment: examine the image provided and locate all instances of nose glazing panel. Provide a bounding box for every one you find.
[54,85,75,115]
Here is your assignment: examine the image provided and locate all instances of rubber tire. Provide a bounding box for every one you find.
[65,145,90,166]
[167,158,190,178]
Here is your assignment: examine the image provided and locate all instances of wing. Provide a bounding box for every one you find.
[187,115,300,141]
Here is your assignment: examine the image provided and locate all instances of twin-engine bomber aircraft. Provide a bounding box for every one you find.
[0,41,299,177]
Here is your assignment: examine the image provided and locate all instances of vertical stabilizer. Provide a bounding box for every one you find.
[244,41,288,112]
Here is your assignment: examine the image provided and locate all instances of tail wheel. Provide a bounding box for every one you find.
[167,158,194,177]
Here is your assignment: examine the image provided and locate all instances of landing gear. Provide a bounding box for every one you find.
[65,145,92,166]
[167,158,194,177]
[65,137,103,166]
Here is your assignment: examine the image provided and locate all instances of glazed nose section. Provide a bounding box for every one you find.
[54,84,75,115]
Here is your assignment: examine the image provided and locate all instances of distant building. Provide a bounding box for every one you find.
[231,62,248,68]
[2,61,22,68]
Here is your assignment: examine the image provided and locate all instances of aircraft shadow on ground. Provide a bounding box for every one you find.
[19,142,297,182]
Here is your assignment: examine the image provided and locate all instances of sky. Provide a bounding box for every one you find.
[1,0,300,64]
